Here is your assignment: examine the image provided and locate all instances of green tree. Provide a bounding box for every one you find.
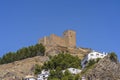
[42,53,81,70]
[42,53,81,80]
[0,44,45,64]
[34,64,41,75]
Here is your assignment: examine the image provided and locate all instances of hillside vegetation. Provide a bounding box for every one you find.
[35,53,82,80]
[0,44,45,64]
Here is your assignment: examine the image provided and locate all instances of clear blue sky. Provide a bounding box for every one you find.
[0,0,120,60]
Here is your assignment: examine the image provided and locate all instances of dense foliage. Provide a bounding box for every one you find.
[48,70,80,80]
[0,44,45,64]
[42,53,81,70]
[34,53,82,80]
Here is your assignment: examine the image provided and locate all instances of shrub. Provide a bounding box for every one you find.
[34,64,42,75]
[86,59,96,68]
[109,52,117,62]
[96,58,101,63]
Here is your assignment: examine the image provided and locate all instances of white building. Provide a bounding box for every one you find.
[81,50,107,68]
[63,68,81,75]
[37,70,50,80]
[24,75,36,80]
[81,76,86,80]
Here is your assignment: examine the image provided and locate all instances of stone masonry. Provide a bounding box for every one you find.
[38,30,76,48]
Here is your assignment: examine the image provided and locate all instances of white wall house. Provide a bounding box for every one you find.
[81,50,107,68]
[62,68,81,75]
[24,75,36,80]
[37,70,50,80]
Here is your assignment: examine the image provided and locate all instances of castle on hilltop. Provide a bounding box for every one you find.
[38,30,76,48]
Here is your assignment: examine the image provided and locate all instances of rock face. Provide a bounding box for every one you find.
[0,46,90,80]
[84,55,120,80]
[45,46,91,59]
[0,56,49,80]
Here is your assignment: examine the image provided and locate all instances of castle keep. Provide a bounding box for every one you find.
[38,30,76,48]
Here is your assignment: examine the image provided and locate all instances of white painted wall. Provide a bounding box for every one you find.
[81,50,107,68]
[63,68,81,75]
[37,70,50,80]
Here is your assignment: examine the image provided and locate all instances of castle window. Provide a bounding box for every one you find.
[90,54,94,56]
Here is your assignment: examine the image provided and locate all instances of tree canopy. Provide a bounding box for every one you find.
[0,43,45,64]
[35,53,82,80]
[42,53,81,70]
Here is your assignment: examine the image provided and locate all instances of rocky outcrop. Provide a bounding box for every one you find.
[45,46,91,59]
[0,45,90,80]
[0,56,49,80]
[84,55,120,80]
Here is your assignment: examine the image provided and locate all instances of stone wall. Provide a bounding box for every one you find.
[49,34,66,47]
[38,30,76,48]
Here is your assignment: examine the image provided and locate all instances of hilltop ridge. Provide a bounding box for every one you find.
[38,30,91,58]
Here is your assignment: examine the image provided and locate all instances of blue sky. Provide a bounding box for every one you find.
[0,0,120,60]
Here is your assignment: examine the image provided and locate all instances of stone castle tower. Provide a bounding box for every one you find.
[63,30,76,47]
[38,30,76,48]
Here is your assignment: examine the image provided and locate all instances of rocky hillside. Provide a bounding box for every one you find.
[84,54,120,80]
[45,46,91,59]
[0,56,49,80]
[0,46,90,80]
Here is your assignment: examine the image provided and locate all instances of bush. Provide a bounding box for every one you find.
[96,58,101,63]
[109,52,117,62]
[34,64,42,75]
[86,59,96,68]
